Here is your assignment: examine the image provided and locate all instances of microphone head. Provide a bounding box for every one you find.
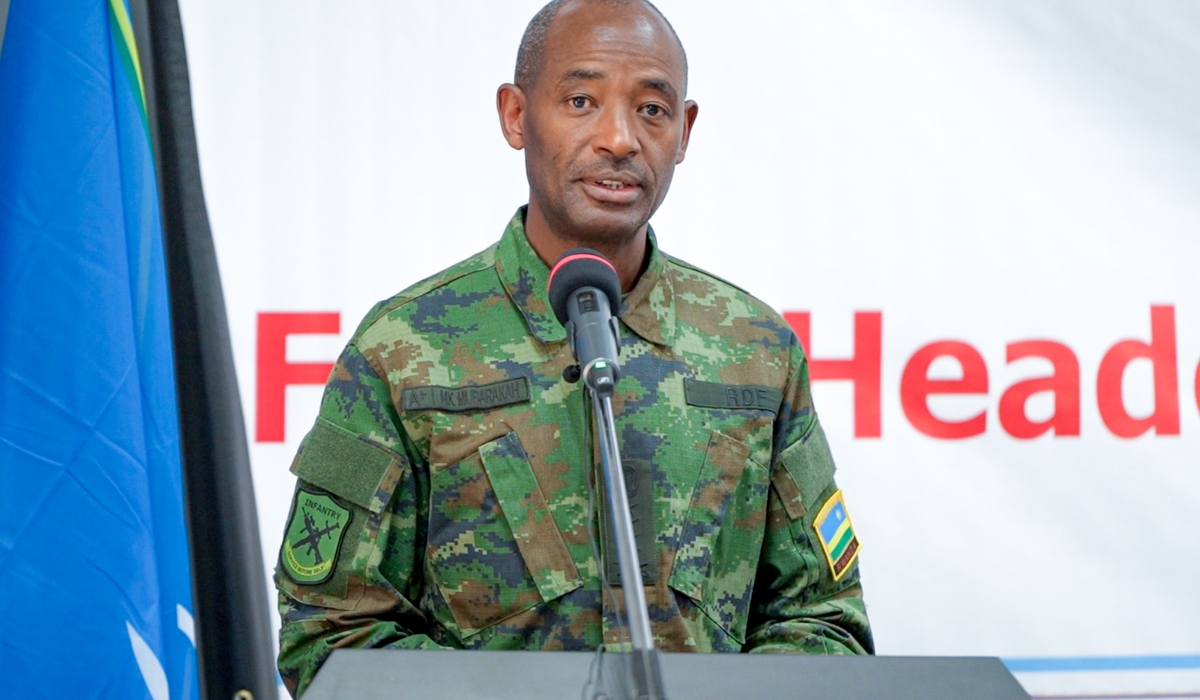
[547,248,621,325]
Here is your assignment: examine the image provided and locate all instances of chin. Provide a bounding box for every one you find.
[558,204,648,246]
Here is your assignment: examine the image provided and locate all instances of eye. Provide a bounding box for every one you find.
[642,103,668,117]
[569,96,590,109]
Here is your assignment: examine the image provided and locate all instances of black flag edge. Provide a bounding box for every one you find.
[128,0,277,698]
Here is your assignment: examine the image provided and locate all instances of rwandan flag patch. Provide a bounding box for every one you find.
[814,490,860,581]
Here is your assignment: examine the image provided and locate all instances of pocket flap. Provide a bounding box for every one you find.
[479,432,582,602]
[292,418,404,514]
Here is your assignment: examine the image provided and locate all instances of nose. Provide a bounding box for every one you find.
[593,105,639,160]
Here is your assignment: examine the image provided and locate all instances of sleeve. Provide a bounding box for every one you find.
[743,335,875,655]
[275,343,449,698]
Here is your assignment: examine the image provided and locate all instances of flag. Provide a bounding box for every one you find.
[814,490,862,582]
[0,0,199,697]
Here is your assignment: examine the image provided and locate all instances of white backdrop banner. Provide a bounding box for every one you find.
[177,1,1200,696]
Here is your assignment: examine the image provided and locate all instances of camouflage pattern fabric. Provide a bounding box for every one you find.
[275,208,873,697]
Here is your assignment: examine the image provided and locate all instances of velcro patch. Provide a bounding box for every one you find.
[779,421,836,514]
[402,377,530,413]
[813,490,861,581]
[684,379,783,414]
[292,418,398,513]
[281,489,352,585]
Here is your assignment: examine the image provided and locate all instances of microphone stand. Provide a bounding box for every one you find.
[584,359,667,700]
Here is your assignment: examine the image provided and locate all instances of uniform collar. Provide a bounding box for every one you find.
[495,207,676,348]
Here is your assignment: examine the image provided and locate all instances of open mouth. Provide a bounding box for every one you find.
[594,179,634,190]
[582,177,641,204]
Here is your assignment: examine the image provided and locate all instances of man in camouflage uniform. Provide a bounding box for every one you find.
[276,0,872,695]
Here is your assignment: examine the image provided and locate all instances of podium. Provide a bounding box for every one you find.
[303,649,1031,700]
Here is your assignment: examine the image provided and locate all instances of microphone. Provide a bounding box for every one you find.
[547,248,622,394]
[549,248,668,699]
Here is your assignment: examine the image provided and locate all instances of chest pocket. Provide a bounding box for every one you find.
[668,430,771,644]
[426,430,582,638]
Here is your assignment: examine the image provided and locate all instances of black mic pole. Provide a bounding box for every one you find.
[549,250,667,700]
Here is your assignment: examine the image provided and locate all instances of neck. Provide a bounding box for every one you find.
[523,202,648,294]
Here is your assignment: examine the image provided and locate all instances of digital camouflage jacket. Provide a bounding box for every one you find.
[275,209,873,697]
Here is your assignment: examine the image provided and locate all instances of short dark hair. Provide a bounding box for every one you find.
[514,0,687,92]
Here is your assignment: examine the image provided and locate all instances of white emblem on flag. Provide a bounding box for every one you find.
[126,621,169,700]
[176,604,196,646]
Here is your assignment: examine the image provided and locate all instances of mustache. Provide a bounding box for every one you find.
[567,157,647,183]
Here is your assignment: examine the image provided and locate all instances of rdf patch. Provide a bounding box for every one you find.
[281,489,352,585]
[813,490,860,581]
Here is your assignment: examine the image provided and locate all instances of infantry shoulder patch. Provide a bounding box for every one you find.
[813,490,860,581]
[281,489,352,585]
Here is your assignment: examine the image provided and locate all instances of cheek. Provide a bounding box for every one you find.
[646,147,680,186]
[527,132,584,184]
[661,132,687,166]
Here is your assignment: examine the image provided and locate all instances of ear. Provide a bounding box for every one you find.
[497,83,527,150]
[675,100,699,165]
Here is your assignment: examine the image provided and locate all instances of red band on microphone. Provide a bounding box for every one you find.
[546,253,616,292]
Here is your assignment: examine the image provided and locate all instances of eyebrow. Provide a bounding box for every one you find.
[640,78,678,104]
[560,68,604,84]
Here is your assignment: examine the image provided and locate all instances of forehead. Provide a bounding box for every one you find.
[541,2,685,85]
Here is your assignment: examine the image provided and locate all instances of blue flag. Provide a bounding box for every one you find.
[0,0,200,698]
